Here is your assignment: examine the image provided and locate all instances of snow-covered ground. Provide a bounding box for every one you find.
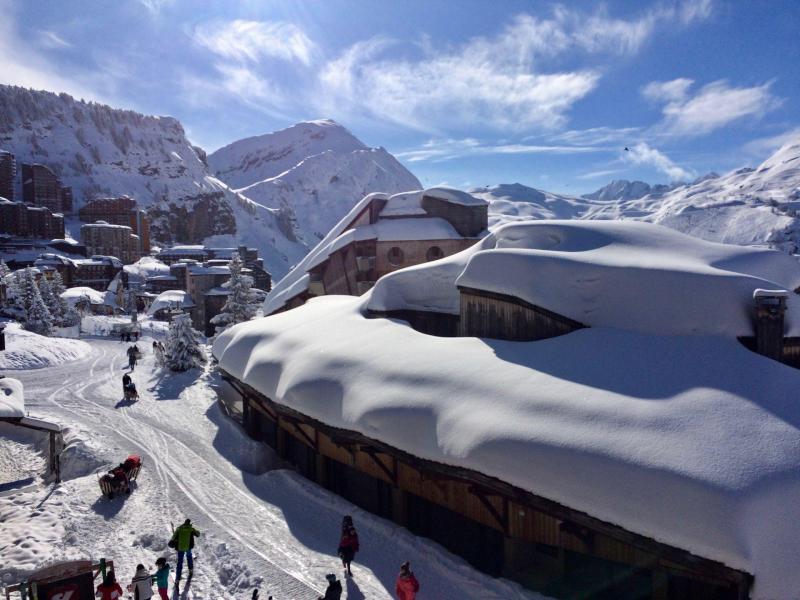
[0,324,546,599]
[0,322,90,370]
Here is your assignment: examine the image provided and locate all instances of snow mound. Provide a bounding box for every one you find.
[214,293,800,598]
[0,323,90,370]
[123,256,170,282]
[147,290,195,316]
[0,377,24,418]
[61,287,118,309]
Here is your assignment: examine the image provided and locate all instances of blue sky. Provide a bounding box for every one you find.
[2,0,799,193]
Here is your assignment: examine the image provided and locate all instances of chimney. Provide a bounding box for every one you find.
[754,289,788,361]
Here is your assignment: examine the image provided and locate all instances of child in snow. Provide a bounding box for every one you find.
[395,562,419,600]
[337,516,359,576]
[127,345,138,370]
[129,564,154,600]
[318,573,342,600]
[95,571,123,600]
[171,518,201,581]
[153,557,171,600]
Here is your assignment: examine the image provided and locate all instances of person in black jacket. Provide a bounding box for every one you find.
[318,573,342,600]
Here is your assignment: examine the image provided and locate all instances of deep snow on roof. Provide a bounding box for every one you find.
[61,287,117,307]
[370,220,800,337]
[147,290,195,314]
[214,293,800,597]
[0,377,24,418]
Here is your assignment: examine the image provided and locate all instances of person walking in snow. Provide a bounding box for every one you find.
[395,561,419,600]
[127,345,138,371]
[95,570,123,600]
[170,518,201,582]
[337,516,359,577]
[318,573,342,600]
[129,564,154,600]
[122,373,132,394]
[153,558,171,600]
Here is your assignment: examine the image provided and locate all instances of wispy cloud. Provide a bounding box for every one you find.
[644,78,782,136]
[397,137,609,163]
[137,0,173,16]
[318,2,711,134]
[623,143,692,181]
[743,126,800,156]
[576,169,625,180]
[37,30,71,49]
[544,126,643,146]
[193,20,316,66]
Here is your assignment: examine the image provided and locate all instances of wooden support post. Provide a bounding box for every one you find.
[276,418,287,459]
[392,487,407,526]
[315,453,327,488]
[48,431,56,480]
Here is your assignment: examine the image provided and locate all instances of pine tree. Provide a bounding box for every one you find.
[210,253,257,335]
[0,259,9,279]
[21,270,53,336]
[165,314,205,372]
[38,276,63,326]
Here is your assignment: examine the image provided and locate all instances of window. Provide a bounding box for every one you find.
[387,246,404,266]
[426,246,444,261]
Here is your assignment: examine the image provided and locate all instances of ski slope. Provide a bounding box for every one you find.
[0,332,544,599]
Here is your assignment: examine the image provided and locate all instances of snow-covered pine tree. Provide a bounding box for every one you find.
[0,259,9,279]
[210,253,257,335]
[21,269,53,335]
[165,313,205,371]
[38,276,63,326]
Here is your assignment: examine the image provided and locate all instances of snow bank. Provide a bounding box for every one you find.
[370,220,800,336]
[0,377,24,418]
[215,294,800,597]
[0,323,90,370]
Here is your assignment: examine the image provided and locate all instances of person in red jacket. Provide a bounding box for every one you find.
[337,516,359,577]
[395,561,419,600]
[95,570,123,600]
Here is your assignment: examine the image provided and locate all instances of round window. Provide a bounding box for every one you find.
[387,246,404,266]
[426,246,444,261]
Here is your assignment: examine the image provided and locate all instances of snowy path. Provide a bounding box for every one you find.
[7,336,542,599]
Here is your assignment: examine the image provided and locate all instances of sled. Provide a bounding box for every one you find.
[124,385,139,401]
[98,454,142,499]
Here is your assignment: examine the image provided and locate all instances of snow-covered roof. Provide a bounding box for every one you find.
[205,286,231,296]
[264,187,485,314]
[61,287,118,307]
[188,264,230,276]
[124,256,170,280]
[370,220,800,337]
[214,293,800,597]
[0,377,24,418]
[159,245,205,254]
[147,289,195,315]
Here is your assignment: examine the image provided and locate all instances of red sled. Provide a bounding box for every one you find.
[98,455,142,499]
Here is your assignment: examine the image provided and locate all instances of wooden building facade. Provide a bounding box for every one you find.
[222,372,752,600]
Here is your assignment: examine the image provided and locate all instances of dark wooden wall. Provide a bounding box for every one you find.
[459,287,585,341]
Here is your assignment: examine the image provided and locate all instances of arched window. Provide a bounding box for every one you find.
[387,246,404,266]
[426,246,444,261]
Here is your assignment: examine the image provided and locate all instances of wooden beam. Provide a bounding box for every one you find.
[469,485,509,534]
[361,446,396,483]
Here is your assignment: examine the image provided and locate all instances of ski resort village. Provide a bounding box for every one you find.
[2,2,800,599]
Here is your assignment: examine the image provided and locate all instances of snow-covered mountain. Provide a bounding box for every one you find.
[474,137,800,251]
[209,120,421,245]
[583,179,674,201]
[0,87,419,278]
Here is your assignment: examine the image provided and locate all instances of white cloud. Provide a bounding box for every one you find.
[137,0,173,16]
[317,3,710,134]
[576,169,625,180]
[194,20,316,66]
[545,126,643,146]
[396,137,608,163]
[623,143,692,181]
[743,127,800,156]
[37,30,71,49]
[644,78,782,136]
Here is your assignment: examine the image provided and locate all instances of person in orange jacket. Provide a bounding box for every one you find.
[395,561,419,600]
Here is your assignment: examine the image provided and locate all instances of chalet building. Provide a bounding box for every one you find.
[0,198,64,239]
[264,187,488,315]
[73,256,124,291]
[33,254,78,286]
[217,220,800,599]
[155,245,270,291]
[0,150,16,201]
[79,196,150,252]
[80,221,141,265]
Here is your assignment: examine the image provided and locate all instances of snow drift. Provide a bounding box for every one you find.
[0,377,24,418]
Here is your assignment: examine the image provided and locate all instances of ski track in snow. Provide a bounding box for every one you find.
[8,336,545,600]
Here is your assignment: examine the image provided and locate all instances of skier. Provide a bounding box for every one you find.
[170,518,201,582]
[127,345,138,371]
[129,564,154,600]
[318,573,342,600]
[95,570,123,600]
[337,516,359,577]
[395,561,419,600]
[153,558,171,600]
